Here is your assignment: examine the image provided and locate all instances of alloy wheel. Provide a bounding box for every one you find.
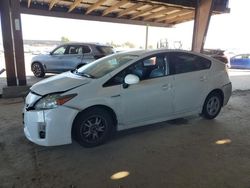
[206,96,220,116]
[81,116,107,142]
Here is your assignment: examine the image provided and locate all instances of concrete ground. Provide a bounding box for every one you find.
[1,90,250,188]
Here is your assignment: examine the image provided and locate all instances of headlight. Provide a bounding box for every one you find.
[34,93,77,110]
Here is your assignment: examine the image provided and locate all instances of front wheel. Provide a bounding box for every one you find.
[202,92,223,119]
[73,108,115,147]
[32,62,45,78]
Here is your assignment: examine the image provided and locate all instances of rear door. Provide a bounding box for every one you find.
[168,52,211,114]
[81,45,96,65]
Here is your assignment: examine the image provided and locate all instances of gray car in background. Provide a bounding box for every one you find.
[31,43,114,77]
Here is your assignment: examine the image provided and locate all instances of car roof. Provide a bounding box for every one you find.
[60,42,113,47]
[117,49,209,58]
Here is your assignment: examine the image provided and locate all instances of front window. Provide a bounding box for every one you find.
[75,53,138,78]
[104,54,168,87]
[52,46,67,55]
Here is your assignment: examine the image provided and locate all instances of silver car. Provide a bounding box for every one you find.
[24,49,232,147]
[31,43,114,77]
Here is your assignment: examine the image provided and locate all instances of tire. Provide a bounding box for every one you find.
[32,62,45,78]
[202,92,223,119]
[73,108,115,147]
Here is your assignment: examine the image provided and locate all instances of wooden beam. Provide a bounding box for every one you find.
[143,7,176,21]
[102,0,128,16]
[27,0,32,8]
[167,11,194,24]
[117,3,144,18]
[154,9,181,22]
[86,0,107,15]
[49,0,60,10]
[174,15,194,24]
[68,0,82,13]
[10,0,27,85]
[130,5,161,19]
[192,0,214,52]
[155,9,190,22]
[0,0,17,86]
[21,6,173,27]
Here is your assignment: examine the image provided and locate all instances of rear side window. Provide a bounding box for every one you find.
[169,52,211,74]
[96,46,114,55]
[81,45,91,54]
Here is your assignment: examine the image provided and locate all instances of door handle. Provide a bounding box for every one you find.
[111,94,121,98]
[200,76,206,82]
[162,83,171,90]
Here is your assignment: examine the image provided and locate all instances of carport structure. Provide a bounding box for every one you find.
[0,0,229,91]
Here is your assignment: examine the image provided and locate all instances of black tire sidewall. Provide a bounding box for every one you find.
[32,63,45,77]
[202,92,222,119]
[74,108,115,147]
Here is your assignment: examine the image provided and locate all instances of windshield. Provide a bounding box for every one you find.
[76,53,138,78]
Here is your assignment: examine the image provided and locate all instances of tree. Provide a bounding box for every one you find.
[123,41,135,48]
[61,36,70,43]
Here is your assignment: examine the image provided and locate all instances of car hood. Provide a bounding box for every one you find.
[32,54,50,60]
[30,71,91,96]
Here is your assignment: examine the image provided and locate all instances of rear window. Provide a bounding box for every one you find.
[96,46,114,55]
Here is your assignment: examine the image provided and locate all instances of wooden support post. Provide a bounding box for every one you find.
[0,0,17,86]
[10,0,27,85]
[145,24,149,50]
[192,0,214,52]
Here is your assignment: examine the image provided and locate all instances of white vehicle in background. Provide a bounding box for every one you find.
[23,49,232,147]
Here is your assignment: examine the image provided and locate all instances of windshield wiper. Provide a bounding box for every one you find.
[80,73,94,78]
[74,71,94,78]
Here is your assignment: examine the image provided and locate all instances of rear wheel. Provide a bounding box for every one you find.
[32,62,45,77]
[202,92,223,119]
[73,108,115,147]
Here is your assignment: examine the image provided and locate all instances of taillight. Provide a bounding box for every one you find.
[225,64,229,74]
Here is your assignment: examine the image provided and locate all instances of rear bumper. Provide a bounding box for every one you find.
[222,82,232,106]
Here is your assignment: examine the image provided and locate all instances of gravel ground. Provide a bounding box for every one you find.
[0,91,250,188]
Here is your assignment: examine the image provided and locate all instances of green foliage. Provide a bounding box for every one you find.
[61,36,70,43]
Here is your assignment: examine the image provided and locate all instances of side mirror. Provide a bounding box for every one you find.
[123,74,140,88]
[49,52,53,55]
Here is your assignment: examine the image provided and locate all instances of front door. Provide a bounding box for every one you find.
[120,54,174,124]
[46,45,67,72]
[121,75,174,124]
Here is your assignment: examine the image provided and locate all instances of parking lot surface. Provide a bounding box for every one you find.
[0,90,250,188]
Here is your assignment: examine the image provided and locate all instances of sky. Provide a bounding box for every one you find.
[0,0,249,51]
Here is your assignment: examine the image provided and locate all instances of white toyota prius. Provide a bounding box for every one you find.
[23,49,232,147]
